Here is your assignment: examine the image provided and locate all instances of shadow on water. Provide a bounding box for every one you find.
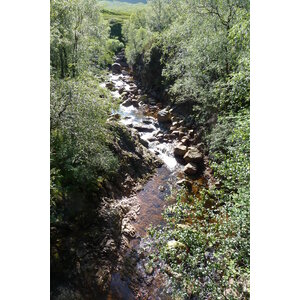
[106,273,135,300]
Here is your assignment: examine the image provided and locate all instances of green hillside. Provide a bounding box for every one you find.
[99,1,146,40]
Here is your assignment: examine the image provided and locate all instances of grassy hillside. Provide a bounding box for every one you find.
[99,0,146,12]
[99,1,146,41]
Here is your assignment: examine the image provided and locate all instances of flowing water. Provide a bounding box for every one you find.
[102,62,199,299]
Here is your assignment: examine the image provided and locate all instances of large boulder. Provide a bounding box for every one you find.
[112,63,122,74]
[183,163,198,175]
[157,109,171,123]
[183,147,203,164]
[174,144,187,157]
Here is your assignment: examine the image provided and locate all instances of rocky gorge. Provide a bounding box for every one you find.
[51,51,215,300]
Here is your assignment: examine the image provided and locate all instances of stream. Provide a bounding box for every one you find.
[101,54,207,299]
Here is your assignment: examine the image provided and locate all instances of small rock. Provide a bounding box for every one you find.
[157,109,171,123]
[122,99,132,107]
[174,144,187,157]
[112,63,122,74]
[118,86,125,93]
[140,138,149,148]
[183,163,198,175]
[131,99,139,108]
[183,147,203,164]
[133,124,154,132]
[148,137,157,142]
[176,179,192,189]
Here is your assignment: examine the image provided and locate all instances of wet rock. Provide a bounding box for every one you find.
[183,147,204,164]
[157,109,171,123]
[118,86,125,94]
[180,136,190,145]
[122,99,132,107]
[183,163,198,175]
[131,99,139,108]
[156,133,164,141]
[174,144,187,157]
[142,117,154,125]
[112,63,122,74]
[148,137,157,142]
[140,138,149,148]
[133,124,155,132]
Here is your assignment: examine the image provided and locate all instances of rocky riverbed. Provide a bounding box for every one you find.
[51,51,216,300]
[100,51,216,299]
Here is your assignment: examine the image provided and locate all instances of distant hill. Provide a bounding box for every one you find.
[100,0,147,4]
[99,1,146,13]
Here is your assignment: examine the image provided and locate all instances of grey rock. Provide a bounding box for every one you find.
[157,109,171,123]
[174,144,187,157]
[183,163,198,175]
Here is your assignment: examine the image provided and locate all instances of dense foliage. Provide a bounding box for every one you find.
[123,0,249,123]
[148,110,250,299]
[50,0,121,223]
[122,0,250,298]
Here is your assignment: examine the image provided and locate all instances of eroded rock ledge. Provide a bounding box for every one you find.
[50,124,161,300]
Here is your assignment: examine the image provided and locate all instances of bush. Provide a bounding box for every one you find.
[50,73,120,221]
